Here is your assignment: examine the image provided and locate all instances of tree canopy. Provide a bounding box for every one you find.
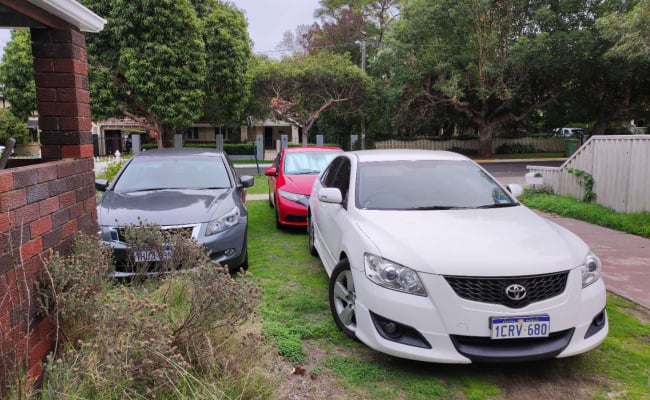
[374,0,630,156]
[0,30,36,122]
[82,0,251,147]
[250,52,370,144]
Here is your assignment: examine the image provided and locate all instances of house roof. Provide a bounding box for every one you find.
[26,0,105,32]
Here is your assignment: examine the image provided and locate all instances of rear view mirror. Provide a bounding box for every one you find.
[264,167,277,176]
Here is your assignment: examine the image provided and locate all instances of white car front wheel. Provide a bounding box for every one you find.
[329,259,357,339]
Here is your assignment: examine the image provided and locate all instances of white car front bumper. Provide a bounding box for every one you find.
[351,267,608,363]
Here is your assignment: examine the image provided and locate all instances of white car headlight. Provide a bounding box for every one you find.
[364,253,427,296]
[279,189,308,203]
[581,251,601,288]
[206,207,240,236]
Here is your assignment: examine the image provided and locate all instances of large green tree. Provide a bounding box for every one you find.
[250,52,370,145]
[83,0,205,147]
[82,0,251,147]
[378,0,604,156]
[0,30,36,122]
[201,1,253,125]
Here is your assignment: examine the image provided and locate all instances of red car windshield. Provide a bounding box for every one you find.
[283,151,340,175]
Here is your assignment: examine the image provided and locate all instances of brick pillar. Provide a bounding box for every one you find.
[30,28,93,160]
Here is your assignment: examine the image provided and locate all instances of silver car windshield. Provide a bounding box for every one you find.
[283,151,340,175]
[356,160,517,210]
[113,157,232,193]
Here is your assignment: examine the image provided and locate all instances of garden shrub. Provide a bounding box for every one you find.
[37,229,265,398]
[495,142,540,154]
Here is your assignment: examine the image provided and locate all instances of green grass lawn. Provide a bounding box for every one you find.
[246,174,269,195]
[246,199,650,400]
[520,190,650,238]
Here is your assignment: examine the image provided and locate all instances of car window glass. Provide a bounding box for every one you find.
[225,155,240,184]
[356,160,515,210]
[113,157,232,192]
[321,157,344,187]
[331,158,351,200]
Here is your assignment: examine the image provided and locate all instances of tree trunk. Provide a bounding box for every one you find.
[477,124,494,158]
[161,124,175,148]
[302,126,309,146]
[592,120,608,136]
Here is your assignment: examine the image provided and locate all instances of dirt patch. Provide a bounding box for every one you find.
[268,342,349,400]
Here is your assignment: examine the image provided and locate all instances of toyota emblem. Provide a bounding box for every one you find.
[505,284,527,301]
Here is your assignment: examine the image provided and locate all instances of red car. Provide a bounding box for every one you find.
[265,146,343,228]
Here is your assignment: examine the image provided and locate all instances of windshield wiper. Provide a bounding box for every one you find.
[476,203,518,209]
[410,206,471,210]
[127,188,170,193]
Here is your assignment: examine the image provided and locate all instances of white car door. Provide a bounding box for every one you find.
[315,156,352,272]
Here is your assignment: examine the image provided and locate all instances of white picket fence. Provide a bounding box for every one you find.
[374,136,566,153]
[527,135,650,213]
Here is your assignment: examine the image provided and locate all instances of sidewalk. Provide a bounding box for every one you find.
[537,212,650,309]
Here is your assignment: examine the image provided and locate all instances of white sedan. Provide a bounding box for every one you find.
[307,149,608,363]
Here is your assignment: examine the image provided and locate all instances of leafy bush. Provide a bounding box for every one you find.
[224,143,255,155]
[141,142,158,150]
[97,159,126,183]
[37,229,267,398]
[0,109,29,145]
[495,143,540,154]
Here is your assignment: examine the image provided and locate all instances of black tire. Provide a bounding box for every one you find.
[307,212,318,256]
[329,259,357,339]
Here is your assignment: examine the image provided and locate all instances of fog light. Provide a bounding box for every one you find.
[224,248,236,257]
[369,311,432,349]
[381,321,398,336]
[584,309,607,339]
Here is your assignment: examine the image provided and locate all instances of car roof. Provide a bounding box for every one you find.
[284,146,342,153]
[350,149,470,163]
[131,148,226,159]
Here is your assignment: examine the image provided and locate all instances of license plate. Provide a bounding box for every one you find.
[490,315,550,339]
[134,246,171,262]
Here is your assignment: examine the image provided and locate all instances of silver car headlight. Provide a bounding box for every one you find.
[364,253,427,296]
[279,189,308,203]
[581,251,601,288]
[206,207,240,236]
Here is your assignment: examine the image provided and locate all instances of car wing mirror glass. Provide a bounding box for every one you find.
[264,167,277,176]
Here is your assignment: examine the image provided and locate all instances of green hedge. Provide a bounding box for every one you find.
[495,143,540,154]
[140,143,255,155]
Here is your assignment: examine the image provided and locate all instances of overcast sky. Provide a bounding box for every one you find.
[231,0,321,56]
[0,1,321,60]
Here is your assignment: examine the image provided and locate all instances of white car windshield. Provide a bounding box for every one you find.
[356,160,517,210]
[113,157,232,193]
[283,151,340,175]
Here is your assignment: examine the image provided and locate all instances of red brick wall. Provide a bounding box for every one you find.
[1,26,97,391]
[1,159,98,386]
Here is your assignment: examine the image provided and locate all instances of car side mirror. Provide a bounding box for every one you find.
[240,175,254,188]
[95,179,109,192]
[317,187,343,204]
[506,183,524,198]
[264,167,277,176]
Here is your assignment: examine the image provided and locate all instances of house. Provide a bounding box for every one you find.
[92,116,302,158]
[0,0,105,389]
